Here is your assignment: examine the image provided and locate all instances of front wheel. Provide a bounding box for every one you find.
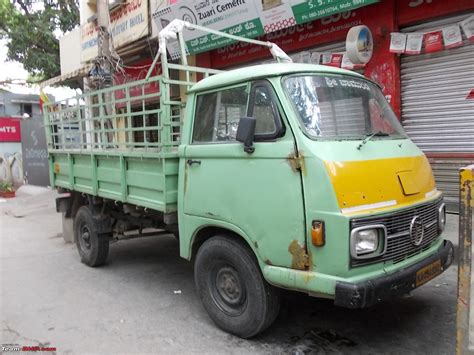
[194,235,280,338]
[74,206,109,267]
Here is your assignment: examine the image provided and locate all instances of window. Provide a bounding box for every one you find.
[21,103,32,116]
[192,83,282,143]
[249,86,277,136]
[283,75,405,139]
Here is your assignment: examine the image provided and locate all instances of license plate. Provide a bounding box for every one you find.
[415,259,442,287]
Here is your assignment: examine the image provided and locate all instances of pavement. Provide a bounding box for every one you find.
[0,186,461,354]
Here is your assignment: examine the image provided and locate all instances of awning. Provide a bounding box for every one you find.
[40,66,91,88]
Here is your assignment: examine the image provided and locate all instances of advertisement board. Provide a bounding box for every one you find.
[150,0,378,57]
[398,0,474,26]
[0,118,21,143]
[21,118,49,187]
[81,0,149,63]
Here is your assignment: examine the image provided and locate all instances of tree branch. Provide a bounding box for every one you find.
[14,0,30,15]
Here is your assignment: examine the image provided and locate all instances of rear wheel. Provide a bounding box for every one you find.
[194,235,280,338]
[74,206,109,267]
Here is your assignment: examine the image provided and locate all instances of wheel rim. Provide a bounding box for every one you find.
[210,264,247,316]
[79,224,92,251]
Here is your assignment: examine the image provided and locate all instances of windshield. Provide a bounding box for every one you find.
[283,74,406,140]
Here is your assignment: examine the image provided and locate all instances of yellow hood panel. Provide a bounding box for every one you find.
[325,155,437,214]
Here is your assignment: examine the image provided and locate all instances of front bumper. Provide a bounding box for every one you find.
[334,239,454,308]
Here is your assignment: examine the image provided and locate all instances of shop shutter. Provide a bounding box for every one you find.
[401,13,474,212]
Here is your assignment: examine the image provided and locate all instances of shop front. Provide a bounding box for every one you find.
[397,1,474,212]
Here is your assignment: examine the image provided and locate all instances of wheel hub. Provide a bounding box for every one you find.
[80,225,91,250]
[211,265,246,316]
[217,267,242,305]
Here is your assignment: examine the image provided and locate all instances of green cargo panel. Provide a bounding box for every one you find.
[50,152,179,213]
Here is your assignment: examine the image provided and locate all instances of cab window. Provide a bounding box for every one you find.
[192,82,283,143]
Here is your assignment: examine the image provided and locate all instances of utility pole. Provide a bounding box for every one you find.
[96,0,112,84]
[95,0,115,145]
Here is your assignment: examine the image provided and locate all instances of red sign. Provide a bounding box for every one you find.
[398,0,474,26]
[424,30,444,53]
[0,118,21,142]
[114,59,161,108]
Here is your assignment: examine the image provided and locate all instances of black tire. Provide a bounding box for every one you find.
[74,206,109,267]
[194,235,280,338]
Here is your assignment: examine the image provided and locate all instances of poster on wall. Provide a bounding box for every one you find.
[389,32,407,53]
[442,25,463,49]
[460,15,474,42]
[405,33,423,55]
[424,30,443,53]
[150,0,380,57]
[321,53,343,67]
[257,1,296,34]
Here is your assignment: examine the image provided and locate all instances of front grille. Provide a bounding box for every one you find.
[351,197,443,267]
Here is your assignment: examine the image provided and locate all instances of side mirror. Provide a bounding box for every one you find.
[236,117,256,154]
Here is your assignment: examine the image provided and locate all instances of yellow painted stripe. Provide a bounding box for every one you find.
[325,155,437,214]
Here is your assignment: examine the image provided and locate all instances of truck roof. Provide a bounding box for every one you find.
[189,63,365,93]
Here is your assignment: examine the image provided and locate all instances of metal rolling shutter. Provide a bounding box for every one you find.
[401,13,474,212]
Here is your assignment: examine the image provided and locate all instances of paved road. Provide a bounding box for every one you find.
[1,188,459,354]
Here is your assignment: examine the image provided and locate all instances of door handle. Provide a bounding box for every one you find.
[187,159,201,166]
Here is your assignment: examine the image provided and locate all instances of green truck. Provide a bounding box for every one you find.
[45,21,454,338]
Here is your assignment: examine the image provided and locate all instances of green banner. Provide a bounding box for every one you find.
[152,0,379,56]
[187,19,264,54]
[292,0,379,24]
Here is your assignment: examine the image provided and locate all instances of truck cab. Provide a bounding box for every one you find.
[177,64,453,336]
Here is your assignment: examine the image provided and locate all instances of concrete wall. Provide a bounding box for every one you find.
[0,90,43,118]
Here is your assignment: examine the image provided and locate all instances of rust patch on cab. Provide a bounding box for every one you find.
[287,150,306,175]
[288,240,310,270]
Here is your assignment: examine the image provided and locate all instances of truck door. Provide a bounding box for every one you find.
[183,81,307,269]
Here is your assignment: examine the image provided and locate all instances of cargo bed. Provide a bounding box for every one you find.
[44,65,218,213]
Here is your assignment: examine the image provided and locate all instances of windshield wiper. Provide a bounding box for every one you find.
[357,131,389,150]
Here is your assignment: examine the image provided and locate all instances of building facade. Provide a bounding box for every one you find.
[0,90,52,186]
[0,89,43,157]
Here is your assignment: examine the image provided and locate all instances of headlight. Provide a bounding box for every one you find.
[355,229,378,254]
[438,203,446,232]
[350,225,387,259]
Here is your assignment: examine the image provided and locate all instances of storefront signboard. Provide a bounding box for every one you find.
[0,118,21,142]
[81,0,149,63]
[151,0,379,57]
[398,0,474,26]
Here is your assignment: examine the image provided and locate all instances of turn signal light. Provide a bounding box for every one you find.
[311,220,325,246]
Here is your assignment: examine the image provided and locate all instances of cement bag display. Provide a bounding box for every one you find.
[10,153,24,188]
[0,154,12,185]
